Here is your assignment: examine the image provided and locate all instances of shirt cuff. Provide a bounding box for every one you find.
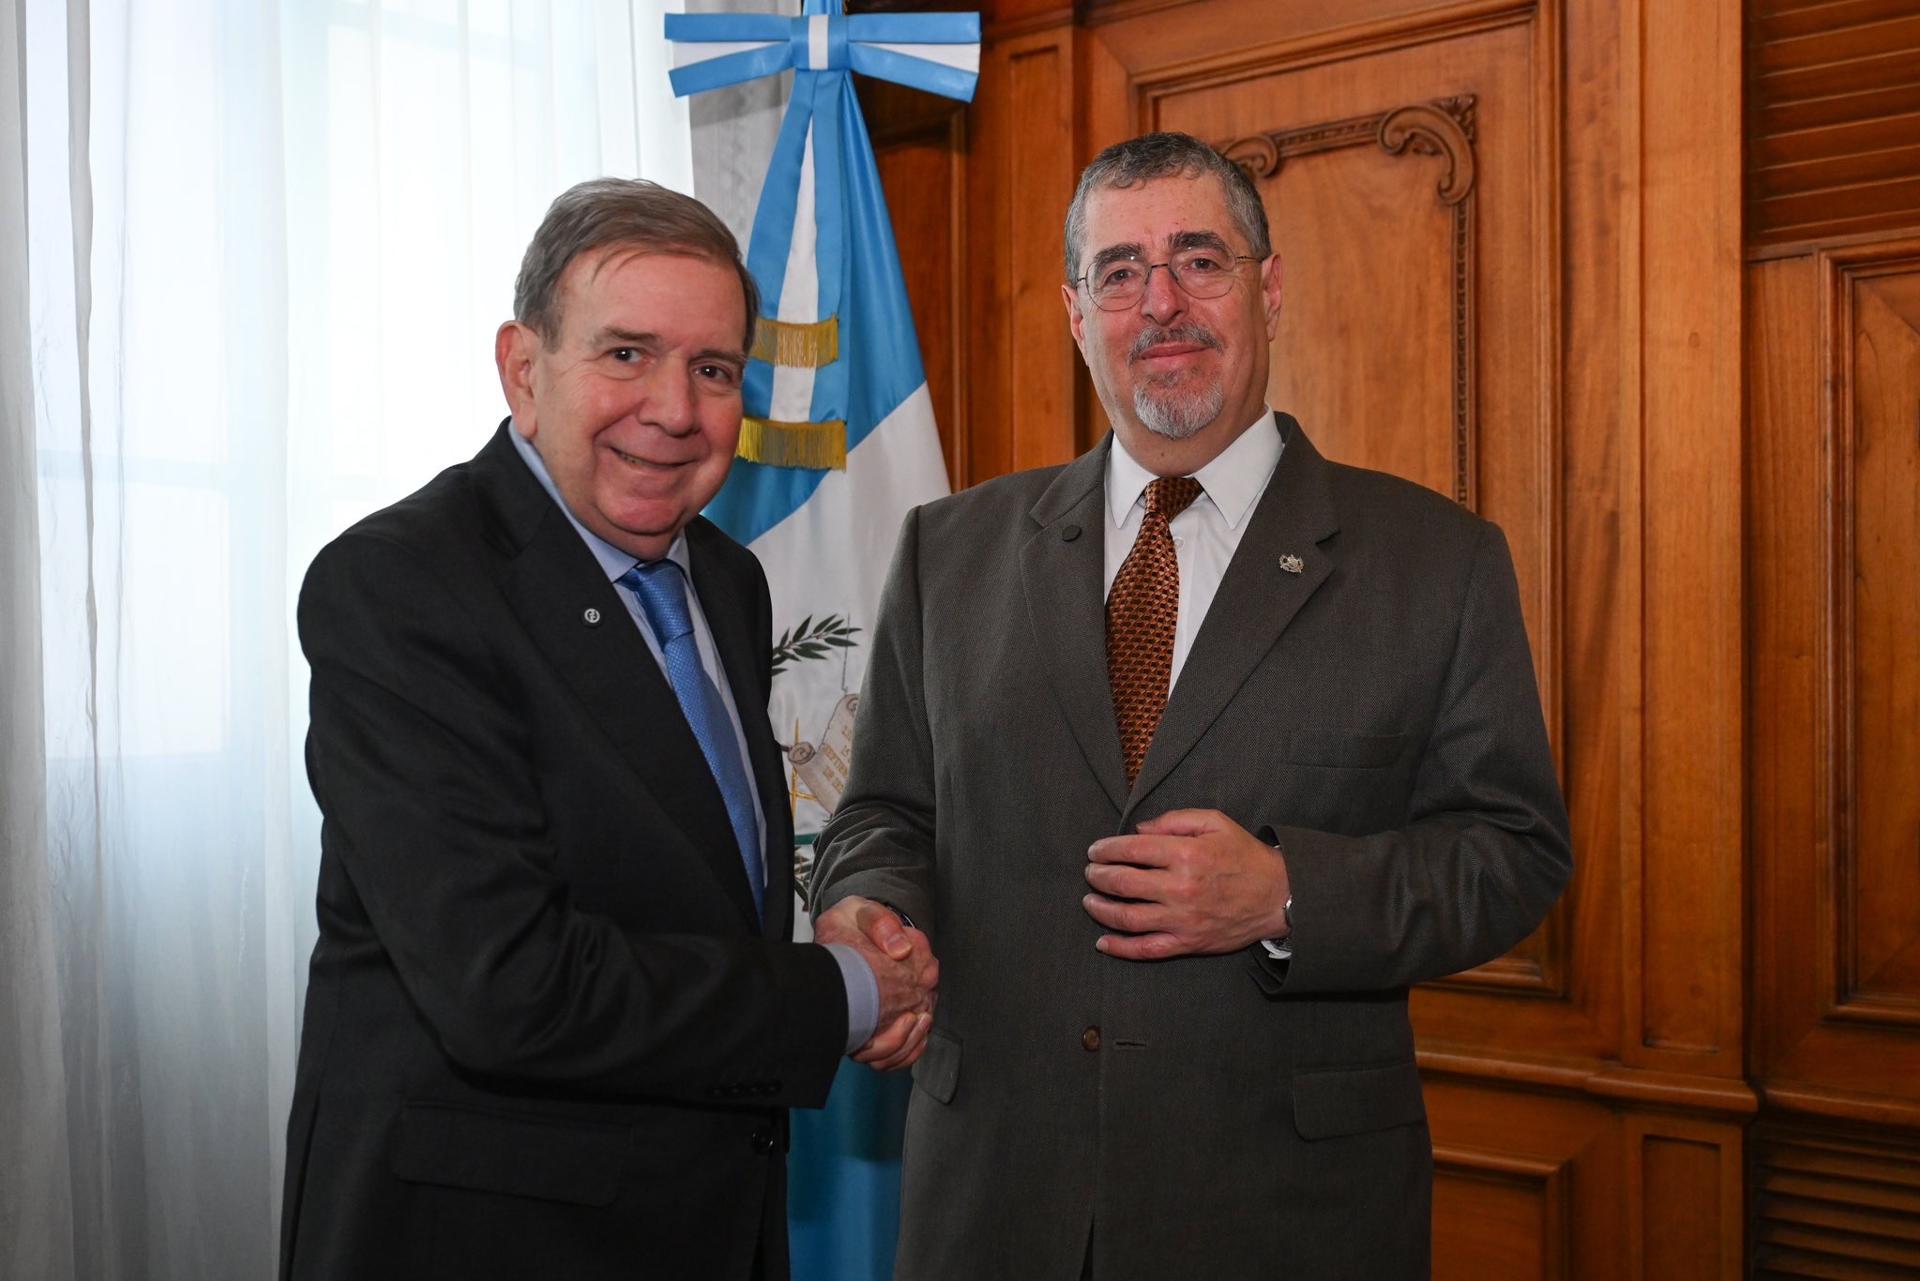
[824,942,880,1053]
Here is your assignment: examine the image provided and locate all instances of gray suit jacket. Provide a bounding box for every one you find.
[812,415,1570,1280]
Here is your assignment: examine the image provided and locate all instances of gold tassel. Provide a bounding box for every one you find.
[736,417,848,471]
[751,316,839,368]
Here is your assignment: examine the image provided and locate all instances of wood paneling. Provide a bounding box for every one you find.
[1427,1079,1620,1281]
[1752,1123,1920,1278]
[1745,1,1920,1262]
[955,24,1082,485]
[1747,1,1920,245]
[1631,1118,1745,1281]
[1750,241,1920,1125]
[1632,0,1746,1078]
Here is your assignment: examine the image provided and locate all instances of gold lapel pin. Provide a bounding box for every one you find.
[1278,554,1304,574]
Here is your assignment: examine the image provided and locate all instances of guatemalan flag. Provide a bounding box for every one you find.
[667,4,979,1278]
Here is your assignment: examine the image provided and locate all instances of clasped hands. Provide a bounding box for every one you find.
[817,810,1288,1070]
[1083,809,1292,960]
[813,897,940,1071]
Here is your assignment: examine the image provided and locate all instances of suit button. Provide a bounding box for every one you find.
[750,1129,776,1155]
[1082,1026,1101,1052]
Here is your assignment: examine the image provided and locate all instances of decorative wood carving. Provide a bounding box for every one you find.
[1217,95,1479,506]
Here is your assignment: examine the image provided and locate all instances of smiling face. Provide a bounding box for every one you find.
[1062,173,1283,474]
[496,247,749,561]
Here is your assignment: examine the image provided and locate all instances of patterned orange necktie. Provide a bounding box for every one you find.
[1107,475,1203,786]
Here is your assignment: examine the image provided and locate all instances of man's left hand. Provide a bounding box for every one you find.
[1084,809,1290,960]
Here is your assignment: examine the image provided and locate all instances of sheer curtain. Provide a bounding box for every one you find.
[2,3,692,1277]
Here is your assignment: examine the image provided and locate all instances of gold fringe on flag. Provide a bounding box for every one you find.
[736,417,848,471]
[751,315,840,368]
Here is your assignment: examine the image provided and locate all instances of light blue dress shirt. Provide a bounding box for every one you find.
[508,427,878,1051]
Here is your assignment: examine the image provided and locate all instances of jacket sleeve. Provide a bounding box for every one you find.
[808,506,942,941]
[300,531,849,1106]
[1272,520,1573,993]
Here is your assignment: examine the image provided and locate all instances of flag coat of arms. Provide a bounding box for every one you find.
[668,5,979,1278]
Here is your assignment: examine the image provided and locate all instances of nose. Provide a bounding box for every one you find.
[1138,262,1186,325]
[637,360,696,434]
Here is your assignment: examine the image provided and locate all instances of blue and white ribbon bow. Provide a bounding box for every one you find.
[668,0,978,530]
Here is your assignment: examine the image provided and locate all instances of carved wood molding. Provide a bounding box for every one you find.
[1217,94,1480,507]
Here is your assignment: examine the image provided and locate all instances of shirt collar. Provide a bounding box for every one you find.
[508,421,690,580]
[1105,407,1283,529]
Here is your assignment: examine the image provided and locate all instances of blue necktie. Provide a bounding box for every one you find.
[621,560,766,918]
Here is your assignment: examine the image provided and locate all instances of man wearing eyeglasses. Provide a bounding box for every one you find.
[810,132,1571,1278]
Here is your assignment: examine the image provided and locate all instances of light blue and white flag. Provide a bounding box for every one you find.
[668,5,978,1279]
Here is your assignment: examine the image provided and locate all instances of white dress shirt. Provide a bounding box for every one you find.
[1103,409,1286,692]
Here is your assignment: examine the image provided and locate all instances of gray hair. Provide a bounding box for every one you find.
[513,178,760,349]
[1063,132,1271,282]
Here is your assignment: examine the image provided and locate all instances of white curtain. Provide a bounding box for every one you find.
[1,2,693,1277]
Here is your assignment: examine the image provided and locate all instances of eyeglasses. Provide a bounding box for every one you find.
[1072,248,1261,312]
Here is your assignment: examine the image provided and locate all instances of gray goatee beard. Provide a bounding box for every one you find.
[1134,378,1225,440]
[1128,322,1227,440]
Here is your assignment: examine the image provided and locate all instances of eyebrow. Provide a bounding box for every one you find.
[588,327,661,350]
[1168,229,1235,256]
[1085,228,1237,277]
[1085,242,1145,278]
[586,329,747,367]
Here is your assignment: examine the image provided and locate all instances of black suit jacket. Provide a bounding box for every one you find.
[280,423,847,1281]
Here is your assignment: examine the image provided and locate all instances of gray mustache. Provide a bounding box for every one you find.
[1128,324,1223,363]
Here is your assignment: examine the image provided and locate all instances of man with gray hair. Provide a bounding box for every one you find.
[279,178,936,1281]
[812,131,1570,1277]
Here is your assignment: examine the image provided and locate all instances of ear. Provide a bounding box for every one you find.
[496,322,540,437]
[1258,254,1284,339]
[1062,282,1090,359]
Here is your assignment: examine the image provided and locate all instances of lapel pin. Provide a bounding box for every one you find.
[583,607,603,626]
[1061,524,1082,542]
[1278,554,1304,575]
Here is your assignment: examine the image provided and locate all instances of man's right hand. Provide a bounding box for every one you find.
[816,895,939,1072]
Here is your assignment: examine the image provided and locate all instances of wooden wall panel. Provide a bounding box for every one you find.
[1630,1117,1745,1281]
[1745,7,1920,1270]
[1629,0,1747,1084]
[1426,1079,1620,1281]
[1747,1,1920,246]
[1752,1123,1920,1277]
[1751,240,1920,1125]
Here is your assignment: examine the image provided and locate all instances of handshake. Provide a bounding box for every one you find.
[814,896,940,1072]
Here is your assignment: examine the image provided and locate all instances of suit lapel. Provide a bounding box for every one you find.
[471,426,763,930]
[1019,440,1130,813]
[1126,416,1341,813]
[687,518,793,937]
